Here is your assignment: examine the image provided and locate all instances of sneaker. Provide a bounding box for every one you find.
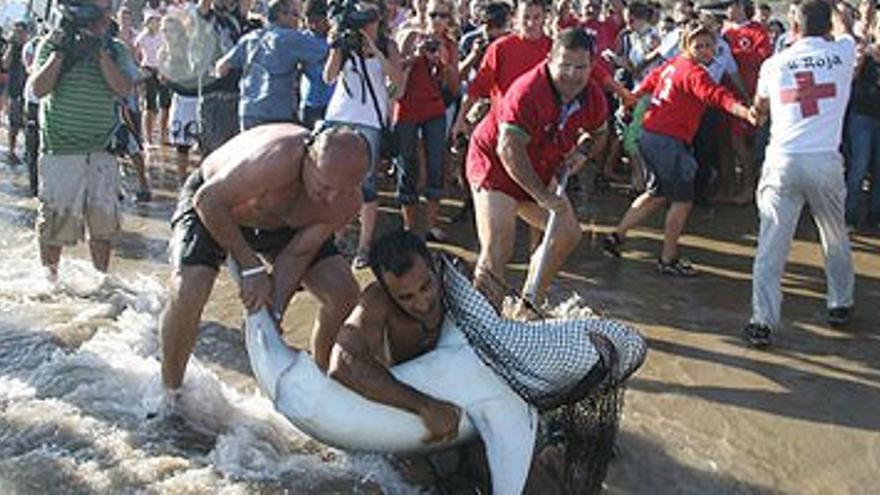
[601,233,624,257]
[827,306,852,327]
[743,322,772,348]
[352,250,370,270]
[657,258,698,277]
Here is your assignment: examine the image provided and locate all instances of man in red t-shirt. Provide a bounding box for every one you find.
[466,28,609,312]
[720,0,772,204]
[451,0,551,138]
[579,0,625,75]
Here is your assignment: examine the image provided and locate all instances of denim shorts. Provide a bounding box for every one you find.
[320,120,381,202]
[639,130,698,202]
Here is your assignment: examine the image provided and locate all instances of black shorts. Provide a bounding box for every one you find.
[143,69,172,112]
[639,130,698,202]
[170,171,339,270]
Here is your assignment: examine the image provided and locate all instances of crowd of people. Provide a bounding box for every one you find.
[0,0,871,486]
[4,0,871,342]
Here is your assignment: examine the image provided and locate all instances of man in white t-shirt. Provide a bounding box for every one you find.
[744,0,856,347]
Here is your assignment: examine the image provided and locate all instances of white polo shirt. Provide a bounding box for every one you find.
[757,35,855,155]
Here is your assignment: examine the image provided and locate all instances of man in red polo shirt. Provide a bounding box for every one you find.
[451,0,551,137]
[466,28,609,311]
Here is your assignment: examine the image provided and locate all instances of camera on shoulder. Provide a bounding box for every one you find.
[328,0,379,55]
[42,0,108,58]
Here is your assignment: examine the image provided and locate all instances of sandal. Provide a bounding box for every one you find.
[657,258,698,277]
[352,249,370,270]
[601,233,624,258]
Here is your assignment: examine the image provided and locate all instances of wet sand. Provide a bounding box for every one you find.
[2,144,879,494]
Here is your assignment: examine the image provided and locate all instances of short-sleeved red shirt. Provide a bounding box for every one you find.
[581,18,623,75]
[722,20,772,96]
[636,55,741,143]
[466,62,609,201]
[395,37,458,123]
[467,33,552,107]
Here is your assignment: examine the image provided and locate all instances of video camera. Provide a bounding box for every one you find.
[328,0,379,55]
[29,0,110,67]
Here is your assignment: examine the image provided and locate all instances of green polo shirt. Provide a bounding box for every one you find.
[36,38,132,154]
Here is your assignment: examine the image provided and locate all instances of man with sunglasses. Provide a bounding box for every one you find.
[216,0,328,130]
[466,28,609,313]
[29,0,134,279]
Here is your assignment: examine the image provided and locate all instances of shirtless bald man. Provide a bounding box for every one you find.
[160,123,369,398]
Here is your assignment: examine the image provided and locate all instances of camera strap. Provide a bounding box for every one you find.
[358,54,389,132]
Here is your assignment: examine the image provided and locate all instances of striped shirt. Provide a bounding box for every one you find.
[36,38,133,154]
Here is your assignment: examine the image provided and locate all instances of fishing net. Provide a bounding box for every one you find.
[438,255,645,493]
[439,256,646,411]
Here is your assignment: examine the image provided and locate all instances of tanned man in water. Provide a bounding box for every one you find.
[329,230,566,493]
[158,123,369,408]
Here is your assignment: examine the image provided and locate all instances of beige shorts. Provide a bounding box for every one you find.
[36,151,121,246]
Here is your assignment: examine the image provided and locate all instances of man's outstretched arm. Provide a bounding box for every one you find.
[329,289,462,444]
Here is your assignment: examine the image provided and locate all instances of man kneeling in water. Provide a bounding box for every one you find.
[329,230,566,492]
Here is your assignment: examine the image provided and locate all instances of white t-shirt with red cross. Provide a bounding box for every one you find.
[757,35,855,155]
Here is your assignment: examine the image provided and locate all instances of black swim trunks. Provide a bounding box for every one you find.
[170,170,339,270]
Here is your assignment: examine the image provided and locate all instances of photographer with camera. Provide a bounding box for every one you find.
[395,0,459,242]
[322,0,402,269]
[29,0,134,279]
[3,22,30,165]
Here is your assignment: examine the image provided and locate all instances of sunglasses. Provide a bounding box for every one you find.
[429,11,451,19]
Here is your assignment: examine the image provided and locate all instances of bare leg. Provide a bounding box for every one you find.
[144,110,155,145]
[40,243,62,277]
[660,201,693,262]
[402,203,418,231]
[159,107,170,144]
[518,198,582,302]
[425,198,440,232]
[160,266,218,389]
[301,256,359,371]
[728,134,756,204]
[356,200,378,254]
[88,239,112,272]
[176,148,190,185]
[9,128,19,162]
[614,192,668,238]
[471,187,518,310]
[130,153,150,194]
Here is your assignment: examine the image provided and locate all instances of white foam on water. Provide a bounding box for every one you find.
[0,198,410,494]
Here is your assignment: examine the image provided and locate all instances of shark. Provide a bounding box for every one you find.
[237,257,647,495]
[245,306,538,495]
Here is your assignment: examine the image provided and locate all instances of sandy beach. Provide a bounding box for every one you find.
[0,143,877,494]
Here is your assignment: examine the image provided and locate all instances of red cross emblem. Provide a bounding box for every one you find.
[780,71,836,118]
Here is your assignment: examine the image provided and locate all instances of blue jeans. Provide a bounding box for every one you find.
[844,112,880,225]
[396,116,446,205]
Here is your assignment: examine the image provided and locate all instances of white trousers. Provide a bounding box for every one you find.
[751,151,855,328]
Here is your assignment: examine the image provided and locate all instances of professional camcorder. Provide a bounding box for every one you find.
[30,0,111,67]
[328,0,379,55]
